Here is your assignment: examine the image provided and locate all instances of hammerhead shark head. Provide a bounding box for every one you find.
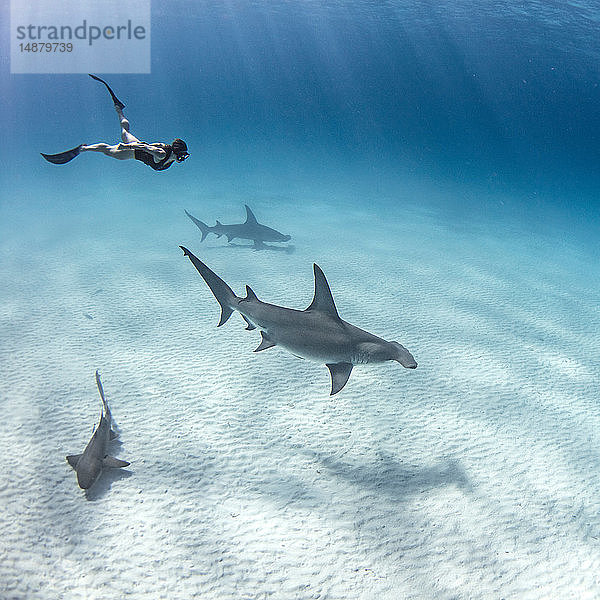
[180,248,417,394]
[185,205,291,249]
[66,371,130,490]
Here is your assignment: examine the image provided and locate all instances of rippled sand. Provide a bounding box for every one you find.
[1,187,599,599]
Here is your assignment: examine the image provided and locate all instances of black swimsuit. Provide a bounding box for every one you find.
[134,145,173,171]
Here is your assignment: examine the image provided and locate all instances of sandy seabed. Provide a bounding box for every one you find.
[1,184,599,599]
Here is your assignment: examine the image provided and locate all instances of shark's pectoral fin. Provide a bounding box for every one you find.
[254,332,276,352]
[226,235,235,243]
[253,240,266,250]
[110,429,118,440]
[102,456,130,468]
[66,454,82,469]
[242,315,256,330]
[326,362,353,395]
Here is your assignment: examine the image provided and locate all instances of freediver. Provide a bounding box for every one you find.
[41,74,189,171]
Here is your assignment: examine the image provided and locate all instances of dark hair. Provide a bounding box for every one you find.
[172,138,188,156]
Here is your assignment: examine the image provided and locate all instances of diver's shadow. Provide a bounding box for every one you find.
[85,468,133,501]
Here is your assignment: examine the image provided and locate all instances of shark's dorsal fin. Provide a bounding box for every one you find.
[326,362,353,395]
[244,285,259,302]
[305,264,341,321]
[254,331,276,352]
[66,454,82,468]
[244,205,258,224]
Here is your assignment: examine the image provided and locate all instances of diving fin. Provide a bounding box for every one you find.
[41,145,83,165]
[89,74,125,109]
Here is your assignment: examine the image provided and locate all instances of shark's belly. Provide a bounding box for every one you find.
[262,322,353,363]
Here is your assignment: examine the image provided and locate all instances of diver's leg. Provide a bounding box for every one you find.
[80,143,134,160]
[116,106,140,144]
[88,74,139,143]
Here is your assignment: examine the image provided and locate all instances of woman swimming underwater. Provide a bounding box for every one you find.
[41,74,189,171]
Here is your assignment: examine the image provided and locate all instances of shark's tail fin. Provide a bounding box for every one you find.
[180,247,237,326]
[185,210,211,242]
[95,370,111,422]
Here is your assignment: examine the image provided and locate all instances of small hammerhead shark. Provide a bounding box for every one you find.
[66,371,130,490]
[185,205,291,249]
[180,248,417,394]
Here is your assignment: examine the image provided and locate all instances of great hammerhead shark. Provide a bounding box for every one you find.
[180,248,417,394]
[185,205,291,249]
[66,371,129,490]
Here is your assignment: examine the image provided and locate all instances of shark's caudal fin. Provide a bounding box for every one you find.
[180,247,238,326]
[95,370,111,423]
[185,210,211,242]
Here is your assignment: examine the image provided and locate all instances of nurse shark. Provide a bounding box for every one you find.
[66,371,129,490]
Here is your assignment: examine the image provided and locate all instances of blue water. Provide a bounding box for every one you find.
[2,1,600,598]
[4,1,600,207]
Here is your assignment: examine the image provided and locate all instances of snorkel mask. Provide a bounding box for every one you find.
[172,138,189,162]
